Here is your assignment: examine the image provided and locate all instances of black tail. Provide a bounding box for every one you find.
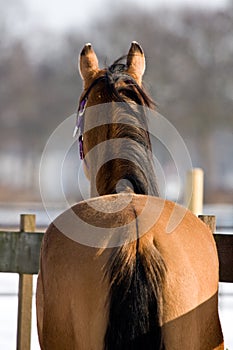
[104,212,166,350]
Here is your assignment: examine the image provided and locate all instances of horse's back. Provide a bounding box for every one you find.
[37,194,223,349]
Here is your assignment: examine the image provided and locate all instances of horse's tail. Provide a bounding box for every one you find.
[104,209,166,350]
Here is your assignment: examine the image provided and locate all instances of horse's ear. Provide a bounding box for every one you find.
[79,43,99,83]
[126,41,145,85]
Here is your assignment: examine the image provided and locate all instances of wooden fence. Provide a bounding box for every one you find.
[0,169,233,350]
[0,214,42,350]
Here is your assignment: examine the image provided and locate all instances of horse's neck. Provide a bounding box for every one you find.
[88,106,159,198]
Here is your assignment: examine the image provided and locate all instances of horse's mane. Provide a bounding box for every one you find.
[83,56,156,109]
[106,56,156,109]
[85,57,159,197]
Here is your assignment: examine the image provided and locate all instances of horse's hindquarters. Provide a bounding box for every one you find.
[155,202,224,349]
[162,292,223,349]
[36,227,110,350]
[36,194,224,350]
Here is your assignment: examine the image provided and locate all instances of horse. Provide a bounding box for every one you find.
[36,42,224,349]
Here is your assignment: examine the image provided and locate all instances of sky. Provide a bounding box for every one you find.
[22,0,229,32]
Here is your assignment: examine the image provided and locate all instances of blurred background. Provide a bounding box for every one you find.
[0,0,232,205]
[0,0,232,349]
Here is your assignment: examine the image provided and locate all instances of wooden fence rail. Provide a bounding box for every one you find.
[1,218,232,281]
[0,230,43,274]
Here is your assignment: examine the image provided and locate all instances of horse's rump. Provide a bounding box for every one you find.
[37,194,223,349]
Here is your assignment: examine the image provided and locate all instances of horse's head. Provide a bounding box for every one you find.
[79,41,145,94]
[76,42,158,197]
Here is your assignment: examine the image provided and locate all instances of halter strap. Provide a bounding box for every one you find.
[73,75,107,160]
[73,98,87,160]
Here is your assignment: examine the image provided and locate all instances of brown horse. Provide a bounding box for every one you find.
[36,42,224,349]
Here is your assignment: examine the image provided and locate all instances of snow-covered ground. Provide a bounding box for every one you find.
[0,274,39,350]
[0,274,232,349]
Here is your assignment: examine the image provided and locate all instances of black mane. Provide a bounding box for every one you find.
[83,56,156,109]
[83,56,159,197]
[106,57,156,109]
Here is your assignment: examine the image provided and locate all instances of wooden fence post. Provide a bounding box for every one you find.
[198,215,216,234]
[17,214,35,350]
[185,168,204,216]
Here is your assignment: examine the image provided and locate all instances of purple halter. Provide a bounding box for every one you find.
[73,98,87,160]
[73,74,108,161]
